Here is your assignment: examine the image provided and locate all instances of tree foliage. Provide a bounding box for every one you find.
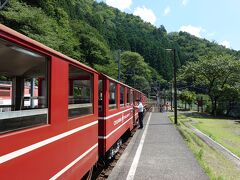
[169,31,240,63]
[120,51,154,93]
[178,90,196,110]
[179,54,240,115]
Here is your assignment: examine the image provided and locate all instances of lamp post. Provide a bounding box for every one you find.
[166,48,178,124]
[169,82,173,111]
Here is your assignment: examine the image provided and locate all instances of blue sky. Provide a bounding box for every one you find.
[96,0,240,51]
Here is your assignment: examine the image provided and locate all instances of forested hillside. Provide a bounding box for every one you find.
[169,31,240,62]
[1,0,239,93]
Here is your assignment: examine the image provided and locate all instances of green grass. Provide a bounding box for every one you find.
[168,114,240,180]
[188,115,240,157]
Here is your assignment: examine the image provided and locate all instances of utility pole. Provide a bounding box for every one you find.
[166,48,178,124]
[170,83,173,111]
[173,49,177,125]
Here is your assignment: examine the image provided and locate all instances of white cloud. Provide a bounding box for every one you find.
[133,6,157,25]
[164,6,171,16]
[179,25,205,38]
[220,40,231,48]
[106,0,132,11]
[206,32,216,37]
[182,0,189,6]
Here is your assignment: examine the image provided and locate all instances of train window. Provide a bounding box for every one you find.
[109,81,116,109]
[127,89,130,106]
[68,65,93,119]
[0,38,48,134]
[130,91,133,105]
[139,94,141,101]
[98,80,103,113]
[120,86,124,107]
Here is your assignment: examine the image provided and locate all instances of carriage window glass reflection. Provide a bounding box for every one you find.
[68,65,93,119]
[109,81,116,109]
[0,38,48,134]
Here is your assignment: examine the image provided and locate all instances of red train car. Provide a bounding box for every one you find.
[0,25,147,179]
[98,75,147,159]
[98,74,135,158]
[0,25,98,179]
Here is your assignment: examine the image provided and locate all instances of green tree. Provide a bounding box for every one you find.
[179,54,240,115]
[0,0,81,59]
[217,86,240,116]
[178,90,196,110]
[120,51,151,93]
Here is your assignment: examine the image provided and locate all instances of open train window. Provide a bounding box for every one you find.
[68,65,93,119]
[109,81,116,110]
[120,86,124,107]
[0,38,49,134]
[98,79,103,113]
[127,88,130,106]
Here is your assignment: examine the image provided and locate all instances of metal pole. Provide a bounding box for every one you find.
[170,83,173,111]
[118,49,120,81]
[30,78,35,108]
[173,49,178,124]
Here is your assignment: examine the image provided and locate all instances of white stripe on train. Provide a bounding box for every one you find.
[98,117,133,139]
[98,107,133,120]
[0,120,98,164]
[50,143,98,180]
[98,112,139,139]
[1,110,139,163]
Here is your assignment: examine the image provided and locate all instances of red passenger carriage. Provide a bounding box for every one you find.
[98,74,135,158]
[0,25,98,179]
[0,25,147,179]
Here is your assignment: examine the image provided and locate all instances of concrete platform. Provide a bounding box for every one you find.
[108,110,209,180]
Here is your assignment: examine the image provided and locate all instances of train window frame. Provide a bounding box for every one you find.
[0,38,50,134]
[120,86,125,107]
[109,81,117,110]
[68,64,93,119]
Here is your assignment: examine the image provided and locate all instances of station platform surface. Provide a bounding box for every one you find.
[108,109,209,180]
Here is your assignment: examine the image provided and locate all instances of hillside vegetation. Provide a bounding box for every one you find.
[1,0,239,93]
